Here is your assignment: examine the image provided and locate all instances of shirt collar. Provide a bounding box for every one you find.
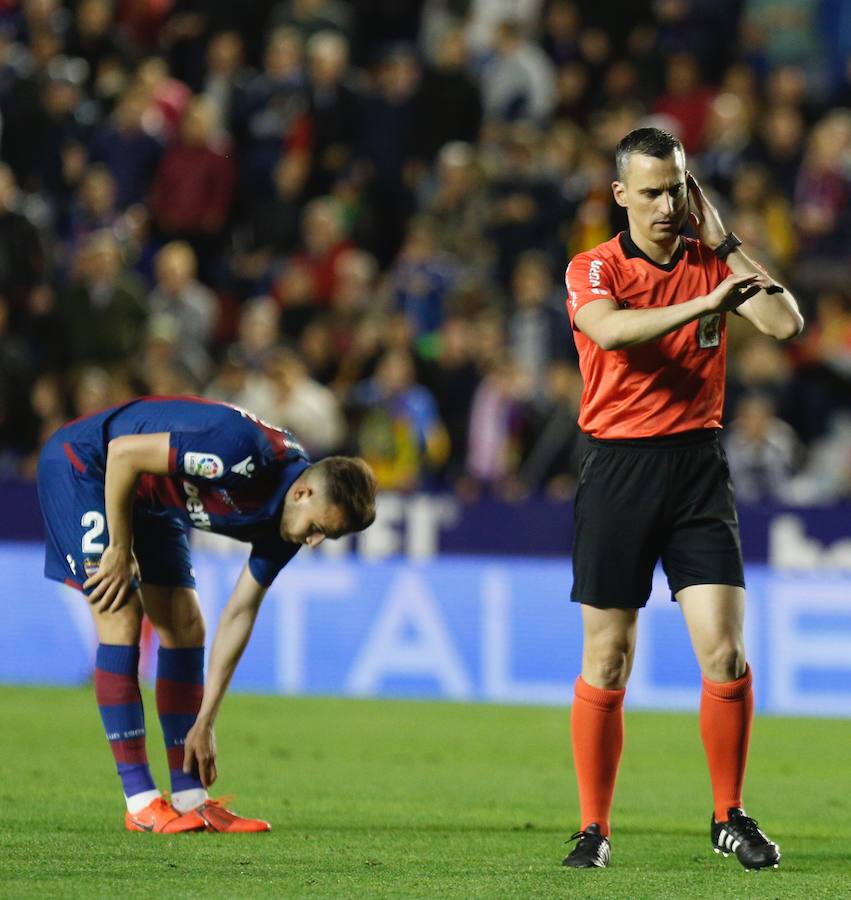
[619,230,685,272]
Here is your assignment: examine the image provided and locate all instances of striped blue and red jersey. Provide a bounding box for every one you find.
[58,396,311,585]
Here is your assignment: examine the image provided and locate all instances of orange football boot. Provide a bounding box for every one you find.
[194,798,271,833]
[124,796,206,833]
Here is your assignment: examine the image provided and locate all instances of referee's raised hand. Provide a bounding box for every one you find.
[686,171,727,248]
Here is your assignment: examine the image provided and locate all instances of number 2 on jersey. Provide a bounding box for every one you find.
[81,510,106,553]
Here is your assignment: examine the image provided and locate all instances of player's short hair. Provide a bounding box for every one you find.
[311,456,377,533]
[615,128,684,181]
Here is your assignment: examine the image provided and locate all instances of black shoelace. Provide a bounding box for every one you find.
[731,815,766,842]
[567,830,600,844]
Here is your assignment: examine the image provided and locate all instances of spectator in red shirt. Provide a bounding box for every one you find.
[652,52,715,154]
[284,196,353,307]
[148,96,236,282]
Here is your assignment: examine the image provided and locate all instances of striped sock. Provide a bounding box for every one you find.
[156,646,206,812]
[94,644,158,811]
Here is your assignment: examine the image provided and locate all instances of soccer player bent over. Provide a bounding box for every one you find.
[37,396,376,833]
[561,128,803,870]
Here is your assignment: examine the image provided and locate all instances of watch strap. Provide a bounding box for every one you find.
[713,232,742,260]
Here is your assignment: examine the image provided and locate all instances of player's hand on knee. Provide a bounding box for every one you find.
[184,719,218,788]
[83,545,139,613]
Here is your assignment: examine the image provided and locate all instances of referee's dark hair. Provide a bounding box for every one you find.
[615,128,684,180]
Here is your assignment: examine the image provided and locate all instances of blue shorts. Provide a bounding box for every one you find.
[37,431,195,594]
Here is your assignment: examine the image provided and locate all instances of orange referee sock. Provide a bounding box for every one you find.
[700,665,753,821]
[570,676,625,838]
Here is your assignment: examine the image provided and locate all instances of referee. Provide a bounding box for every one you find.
[562,128,803,870]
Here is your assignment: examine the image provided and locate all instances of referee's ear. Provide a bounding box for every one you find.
[612,180,628,208]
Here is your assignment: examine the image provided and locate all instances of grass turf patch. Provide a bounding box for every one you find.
[0,686,848,898]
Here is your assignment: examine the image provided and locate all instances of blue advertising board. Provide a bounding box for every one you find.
[4,481,850,568]
[4,542,850,716]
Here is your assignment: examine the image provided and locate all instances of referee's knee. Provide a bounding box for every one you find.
[700,643,746,683]
[582,648,632,690]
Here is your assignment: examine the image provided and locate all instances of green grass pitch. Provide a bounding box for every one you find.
[0,686,848,899]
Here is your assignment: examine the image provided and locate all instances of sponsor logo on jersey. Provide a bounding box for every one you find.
[184,452,224,479]
[586,259,613,298]
[231,455,255,477]
[588,259,604,287]
[66,554,77,575]
[566,257,613,303]
[183,480,211,529]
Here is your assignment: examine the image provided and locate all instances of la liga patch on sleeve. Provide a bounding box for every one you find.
[183,452,225,479]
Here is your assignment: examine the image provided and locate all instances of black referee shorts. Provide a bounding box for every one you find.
[571,429,745,609]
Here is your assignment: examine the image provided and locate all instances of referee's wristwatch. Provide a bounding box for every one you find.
[713,232,742,260]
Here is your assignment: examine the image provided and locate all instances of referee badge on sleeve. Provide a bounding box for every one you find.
[698,314,721,348]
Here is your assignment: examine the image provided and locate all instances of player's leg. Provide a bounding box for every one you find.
[87,592,159,811]
[86,592,203,830]
[87,579,210,835]
[139,583,207,811]
[141,583,271,833]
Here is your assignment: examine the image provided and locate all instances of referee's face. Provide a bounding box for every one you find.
[612,151,688,248]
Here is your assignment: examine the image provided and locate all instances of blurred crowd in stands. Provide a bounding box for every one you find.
[0,0,849,504]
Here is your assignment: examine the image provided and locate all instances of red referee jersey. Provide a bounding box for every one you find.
[565,232,732,439]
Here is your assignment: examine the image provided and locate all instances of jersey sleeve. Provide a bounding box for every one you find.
[168,426,265,485]
[248,536,301,587]
[565,253,617,326]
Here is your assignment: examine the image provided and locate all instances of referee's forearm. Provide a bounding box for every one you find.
[725,249,804,340]
[594,297,712,349]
